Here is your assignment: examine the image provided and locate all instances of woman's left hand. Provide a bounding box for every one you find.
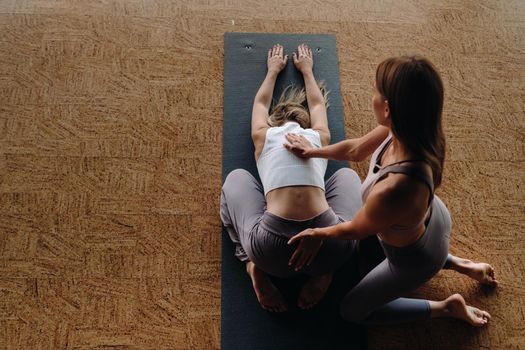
[267,44,288,74]
[287,229,324,271]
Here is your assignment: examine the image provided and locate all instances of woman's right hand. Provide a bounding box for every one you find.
[284,133,314,158]
[267,44,288,74]
[293,44,313,74]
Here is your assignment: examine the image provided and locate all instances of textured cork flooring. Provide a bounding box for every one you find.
[0,1,523,349]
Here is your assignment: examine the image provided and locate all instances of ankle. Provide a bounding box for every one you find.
[450,256,472,274]
[429,300,447,318]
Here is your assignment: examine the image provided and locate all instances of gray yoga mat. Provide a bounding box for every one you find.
[222,33,366,350]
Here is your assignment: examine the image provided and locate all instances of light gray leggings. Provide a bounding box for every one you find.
[340,196,452,324]
[221,168,453,324]
[220,168,362,278]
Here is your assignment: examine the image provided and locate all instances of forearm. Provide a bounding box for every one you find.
[308,139,358,161]
[307,126,390,161]
[302,70,326,112]
[317,221,371,241]
[253,71,279,110]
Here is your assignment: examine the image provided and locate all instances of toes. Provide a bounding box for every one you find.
[266,301,287,313]
[470,307,491,326]
[266,305,278,313]
[487,266,499,286]
[298,296,314,310]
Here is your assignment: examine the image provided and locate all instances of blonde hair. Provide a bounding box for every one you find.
[268,82,329,129]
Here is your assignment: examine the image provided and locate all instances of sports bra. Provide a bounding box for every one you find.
[360,135,434,235]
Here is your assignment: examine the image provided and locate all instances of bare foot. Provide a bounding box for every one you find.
[466,262,499,287]
[297,272,333,310]
[246,262,288,312]
[444,294,491,327]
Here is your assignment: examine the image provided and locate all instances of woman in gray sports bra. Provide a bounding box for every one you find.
[286,56,498,326]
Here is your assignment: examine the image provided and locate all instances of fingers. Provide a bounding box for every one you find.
[287,234,302,245]
[285,133,304,143]
[288,248,301,267]
[270,44,284,57]
[291,241,310,271]
[271,44,313,61]
[285,133,297,143]
[295,250,310,271]
[306,252,317,266]
[297,44,312,58]
[285,133,310,148]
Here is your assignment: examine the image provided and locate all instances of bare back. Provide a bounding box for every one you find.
[361,136,434,247]
[255,123,330,221]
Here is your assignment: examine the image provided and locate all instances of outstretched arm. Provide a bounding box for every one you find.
[287,183,409,270]
[252,44,288,155]
[293,44,330,145]
[285,125,389,161]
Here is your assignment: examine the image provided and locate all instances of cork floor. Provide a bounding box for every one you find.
[0,0,523,349]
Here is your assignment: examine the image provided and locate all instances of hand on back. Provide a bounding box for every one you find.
[284,133,314,158]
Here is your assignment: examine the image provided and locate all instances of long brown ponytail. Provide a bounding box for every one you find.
[376,56,445,188]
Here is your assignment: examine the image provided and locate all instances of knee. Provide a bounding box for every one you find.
[221,169,251,223]
[224,168,251,187]
[330,168,361,187]
[223,169,257,195]
[337,168,361,183]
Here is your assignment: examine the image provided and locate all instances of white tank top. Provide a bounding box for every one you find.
[257,122,328,196]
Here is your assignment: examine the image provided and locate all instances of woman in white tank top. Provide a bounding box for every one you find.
[220,44,362,312]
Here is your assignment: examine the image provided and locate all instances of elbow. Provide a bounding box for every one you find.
[347,147,366,162]
[346,141,370,162]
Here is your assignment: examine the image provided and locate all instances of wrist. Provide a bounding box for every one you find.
[266,70,280,78]
[305,147,316,157]
[313,227,328,239]
[306,146,323,158]
[302,69,314,78]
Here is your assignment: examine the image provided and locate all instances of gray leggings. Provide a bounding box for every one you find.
[220,168,362,278]
[221,168,453,324]
[341,196,452,324]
